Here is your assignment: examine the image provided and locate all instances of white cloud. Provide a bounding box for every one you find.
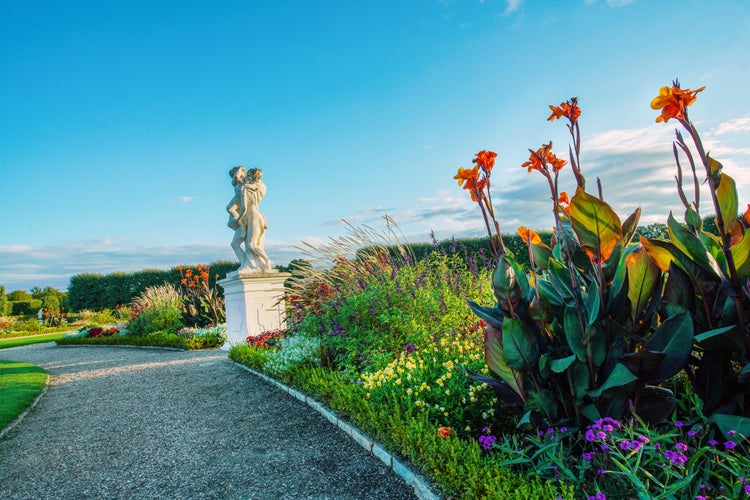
[710,116,750,136]
[176,196,197,203]
[505,0,523,14]
[606,0,635,6]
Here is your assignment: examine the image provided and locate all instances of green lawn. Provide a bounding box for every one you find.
[0,332,67,349]
[0,360,48,429]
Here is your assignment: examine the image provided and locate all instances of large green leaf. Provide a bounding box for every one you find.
[550,354,576,374]
[636,386,676,425]
[609,245,638,310]
[570,188,622,264]
[641,311,693,382]
[620,207,642,247]
[626,246,661,324]
[467,300,505,329]
[667,212,722,277]
[584,279,601,327]
[730,229,750,279]
[661,263,694,319]
[588,363,637,398]
[564,306,586,361]
[501,317,539,371]
[709,414,750,444]
[530,242,553,270]
[464,368,524,406]
[484,323,525,400]
[620,349,666,378]
[640,236,680,273]
[716,173,738,234]
[695,325,744,354]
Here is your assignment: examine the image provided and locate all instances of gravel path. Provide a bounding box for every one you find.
[0,343,415,499]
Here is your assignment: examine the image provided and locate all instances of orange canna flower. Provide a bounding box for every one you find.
[743,204,750,228]
[547,98,580,124]
[200,271,210,280]
[438,426,452,438]
[473,150,498,175]
[185,269,193,277]
[454,165,480,186]
[181,279,187,285]
[558,191,571,214]
[518,226,542,245]
[176,265,183,271]
[650,83,705,123]
[463,177,488,202]
[522,143,566,173]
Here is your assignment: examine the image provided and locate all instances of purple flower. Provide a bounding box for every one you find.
[585,430,597,442]
[708,439,718,447]
[547,427,554,435]
[724,441,737,450]
[481,426,489,433]
[597,468,606,476]
[675,442,688,452]
[582,452,596,461]
[695,496,707,500]
[597,431,607,440]
[478,434,496,450]
[687,430,697,437]
[638,435,650,444]
[728,429,737,436]
[744,484,750,495]
[664,450,687,466]
[630,441,643,451]
[560,426,567,433]
[538,430,545,437]
[674,421,684,428]
[620,440,631,450]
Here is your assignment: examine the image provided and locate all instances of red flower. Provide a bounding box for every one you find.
[522,143,566,173]
[454,165,480,186]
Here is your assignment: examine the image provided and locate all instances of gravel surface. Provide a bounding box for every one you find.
[0,343,415,499]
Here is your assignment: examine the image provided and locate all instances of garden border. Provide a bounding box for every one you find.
[0,372,50,441]
[54,343,188,351]
[230,361,441,500]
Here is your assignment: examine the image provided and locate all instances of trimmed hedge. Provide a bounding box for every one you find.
[56,332,224,350]
[67,261,240,312]
[10,299,43,316]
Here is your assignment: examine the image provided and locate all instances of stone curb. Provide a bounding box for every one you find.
[230,361,441,500]
[0,372,50,441]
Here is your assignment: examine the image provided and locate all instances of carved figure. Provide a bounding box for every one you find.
[227,165,273,270]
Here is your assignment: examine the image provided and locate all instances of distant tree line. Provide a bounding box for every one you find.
[0,286,68,317]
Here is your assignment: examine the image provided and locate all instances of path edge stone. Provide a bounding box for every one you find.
[0,371,51,441]
[230,361,441,500]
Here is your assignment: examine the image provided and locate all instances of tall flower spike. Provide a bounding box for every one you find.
[650,82,705,123]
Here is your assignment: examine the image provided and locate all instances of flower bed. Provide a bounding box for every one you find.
[231,83,749,499]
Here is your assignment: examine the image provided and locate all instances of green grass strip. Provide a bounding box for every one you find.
[0,332,66,349]
[0,360,48,429]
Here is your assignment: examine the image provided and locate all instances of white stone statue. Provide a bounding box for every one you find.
[227,165,273,271]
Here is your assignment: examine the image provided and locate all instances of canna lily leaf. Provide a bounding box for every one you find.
[484,323,525,401]
[661,263,695,317]
[620,349,666,378]
[685,205,703,232]
[564,306,587,361]
[609,245,638,310]
[695,325,744,354]
[708,414,750,445]
[730,229,750,279]
[502,317,539,371]
[620,207,642,247]
[584,279,601,327]
[467,300,505,329]
[707,155,723,184]
[626,245,662,324]
[530,242,553,270]
[588,363,637,398]
[635,386,676,425]
[464,368,524,407]
[639,236,680,272]
[570,188,622,264]
[550,354,576,374]
[716,173,738,233]
[641,311,693,382]
[667,212,722,277]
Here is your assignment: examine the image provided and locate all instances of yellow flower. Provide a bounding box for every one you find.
[650,83,705,123]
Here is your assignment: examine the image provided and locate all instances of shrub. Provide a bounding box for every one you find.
[0,316,16,335]
[128,307,183,336]
[12,318,42,333]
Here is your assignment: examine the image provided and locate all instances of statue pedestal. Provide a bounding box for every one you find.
[218,270,290,349]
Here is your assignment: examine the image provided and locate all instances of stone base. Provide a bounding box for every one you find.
[218,270,290,349]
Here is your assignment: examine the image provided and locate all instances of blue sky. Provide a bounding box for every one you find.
[1,0,749,293]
